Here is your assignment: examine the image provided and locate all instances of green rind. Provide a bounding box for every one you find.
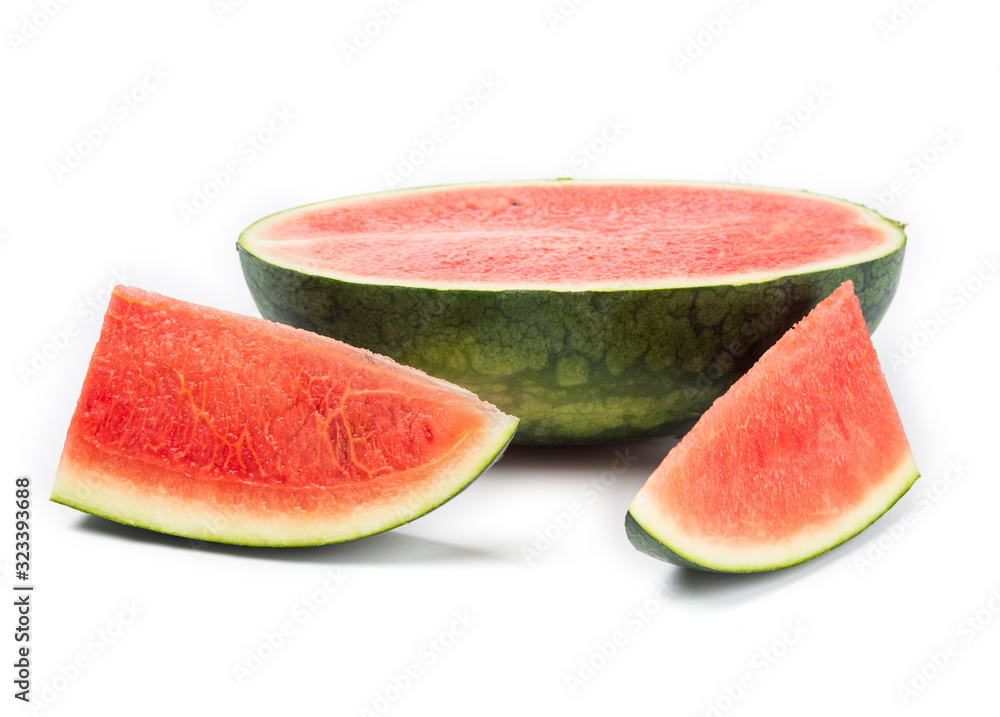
[624,464,921,572]
[50,423,517,548]
[237,185,906,445]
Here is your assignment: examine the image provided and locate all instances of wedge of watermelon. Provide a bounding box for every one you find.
[626,281,918,572]
[237,180,907,445]
[51,286,518,546]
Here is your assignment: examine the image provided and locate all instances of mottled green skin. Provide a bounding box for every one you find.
[625,512,722,571]
[238,234,904,445]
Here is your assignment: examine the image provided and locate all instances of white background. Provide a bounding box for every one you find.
[3,1,999,715]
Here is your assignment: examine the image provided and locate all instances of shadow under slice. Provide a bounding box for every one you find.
[76,514,503,565]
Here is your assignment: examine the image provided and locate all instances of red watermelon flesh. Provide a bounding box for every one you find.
[626,281,918,572]
[248,181,897,289]
[51,286,518,546]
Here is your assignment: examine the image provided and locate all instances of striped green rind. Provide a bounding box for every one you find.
[237,187,906,446]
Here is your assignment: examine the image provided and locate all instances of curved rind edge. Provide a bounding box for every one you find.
[50,416,518,548]
[624,461,921,573]
[236,180,907,293]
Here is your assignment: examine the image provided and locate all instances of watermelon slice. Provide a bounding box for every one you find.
[51,286,518,546]
[237,180,907,445]
[626,281,918,572]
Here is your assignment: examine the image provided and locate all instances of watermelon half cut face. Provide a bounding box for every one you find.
[626,281,919,572]
[238,180,907,445]
[51,286,518,546]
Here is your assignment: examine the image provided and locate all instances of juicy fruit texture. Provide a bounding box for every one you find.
[627,282,919,572]
[51,286,518,546]
[248,181,895,289]
[238,180,907,444]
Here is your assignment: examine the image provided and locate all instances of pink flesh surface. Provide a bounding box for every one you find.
[256,183,891,285]
[59,287,494,517]
[637,282,913,543]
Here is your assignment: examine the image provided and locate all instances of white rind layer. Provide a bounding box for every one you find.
[50,410,518,547]
[628,450,920,572]
[238,180,906,292]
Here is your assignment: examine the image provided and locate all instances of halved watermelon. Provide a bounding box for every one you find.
[237,180,907,445]
[51,286,518,546]
[626,281,918,572]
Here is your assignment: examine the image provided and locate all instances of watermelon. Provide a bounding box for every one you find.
[50,286,518,546]
[237,180,907,445]
[625,281,919,572]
